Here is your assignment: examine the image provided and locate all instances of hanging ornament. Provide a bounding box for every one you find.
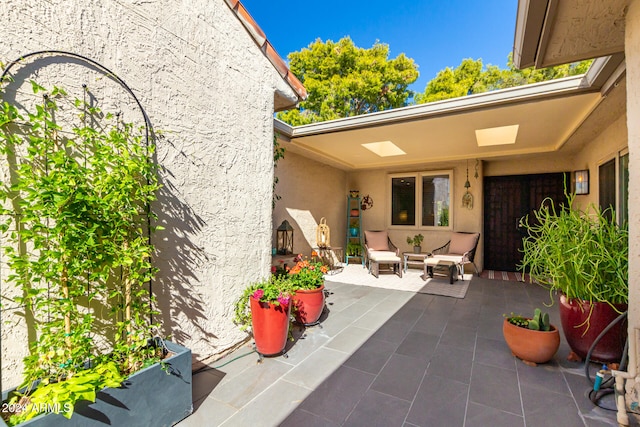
[474,159,479,180]
[361,194,374,210]
[462,160,474,210]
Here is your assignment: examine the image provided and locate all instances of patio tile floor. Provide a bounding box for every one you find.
[177,274,635,426]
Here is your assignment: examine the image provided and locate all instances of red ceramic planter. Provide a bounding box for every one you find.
[250,296,290,356]
[559,295,627,363]
[503,318,560,365]
[293,284,325,325]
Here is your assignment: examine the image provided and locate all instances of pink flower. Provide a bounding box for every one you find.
[252,289,264,300]
[271,266,277,273]
[277,293,290,306]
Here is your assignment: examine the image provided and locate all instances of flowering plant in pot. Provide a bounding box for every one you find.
[234,276,294,356]
[503,308,560,366]
[287,252,328,325]
[519,190,628,362]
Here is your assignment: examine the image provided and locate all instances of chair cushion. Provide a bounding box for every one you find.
[369,252,401,262]
[430,254,464,264]
[448,233,478,255]
[365,231,389,251]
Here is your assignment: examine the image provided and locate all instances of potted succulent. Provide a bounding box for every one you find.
[234,276,294,356]
[503,308,560,366]
[287,252,328,325]
[406,234,424,253]
[519,191,628,362]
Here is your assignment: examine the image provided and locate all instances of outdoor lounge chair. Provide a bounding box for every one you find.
[363,230,402,278]
[424,232,480,280]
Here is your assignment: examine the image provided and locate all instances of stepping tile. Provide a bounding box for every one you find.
[428,343,473,384]
[370,353,428,401]
[406,373,468,426]
[469,362,522,415]
[298,365,376,424]
[520,383,585,426]
[344,389,411,427]
[395,330,440,361]
[465,402,525,427]
[283,347,350,390]
[343,337,398,374]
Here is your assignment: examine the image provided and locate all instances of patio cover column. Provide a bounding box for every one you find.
[626,0,640,382]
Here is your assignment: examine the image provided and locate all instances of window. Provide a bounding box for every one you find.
[389,171,452,228]
[598,150,628,225]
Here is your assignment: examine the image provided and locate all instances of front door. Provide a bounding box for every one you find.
[483,173,567,271]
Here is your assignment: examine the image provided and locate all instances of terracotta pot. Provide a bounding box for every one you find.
[250,296,290,356]
[503,318,560,364]
[559,294,627,363]
[293,284,325,325]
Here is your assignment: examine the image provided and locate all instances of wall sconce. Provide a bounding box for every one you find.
[573,170,589,195]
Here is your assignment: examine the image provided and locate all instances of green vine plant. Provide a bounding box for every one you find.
[272,133,285,210]
[0,80,162,424]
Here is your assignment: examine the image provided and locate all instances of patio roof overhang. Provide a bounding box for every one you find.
[275,56,626,171]
[512,0,628,69]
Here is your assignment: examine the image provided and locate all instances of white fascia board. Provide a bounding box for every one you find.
[288,75,589,137]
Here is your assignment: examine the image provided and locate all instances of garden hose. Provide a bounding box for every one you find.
[583,311,628,411]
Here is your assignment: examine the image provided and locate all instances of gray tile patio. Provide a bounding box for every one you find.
[176,272,633,426]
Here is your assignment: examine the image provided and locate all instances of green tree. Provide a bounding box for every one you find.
[278,37,419,125]
[415,54,592,104]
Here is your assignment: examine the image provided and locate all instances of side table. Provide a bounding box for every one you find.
[313,246,344,273]
[403,252,431,273]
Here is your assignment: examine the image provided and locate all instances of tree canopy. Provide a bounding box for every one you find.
[278,37,419,126]
[414,54,592,104]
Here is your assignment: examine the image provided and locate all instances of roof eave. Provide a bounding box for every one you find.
[224,0,307,110]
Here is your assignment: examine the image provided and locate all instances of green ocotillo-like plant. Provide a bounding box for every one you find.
[0,80,161,421]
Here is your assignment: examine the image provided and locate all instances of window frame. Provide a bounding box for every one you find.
[387,170,454,230]
[597,148,628,225]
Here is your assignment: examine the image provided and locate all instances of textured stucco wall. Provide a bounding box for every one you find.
[273,149,347,258]
[626,0,640,386]
[347,161,484,271]
[0,0,296,388]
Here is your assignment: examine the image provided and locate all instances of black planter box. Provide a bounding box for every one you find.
[1,341,193,427]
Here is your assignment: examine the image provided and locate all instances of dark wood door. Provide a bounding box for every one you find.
[483,173,567,271]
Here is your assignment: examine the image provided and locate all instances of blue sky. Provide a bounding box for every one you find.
[240,0,519,94]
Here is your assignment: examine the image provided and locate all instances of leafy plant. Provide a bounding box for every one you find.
[8,361,124,424]
[519,191,628,307]
[233,276,294,332]
[286,252,328,290]
[406,233,424,247]
[346,242,362,257]
[0,81,162,424]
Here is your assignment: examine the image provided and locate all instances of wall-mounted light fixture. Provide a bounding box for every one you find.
[573,170,589,195]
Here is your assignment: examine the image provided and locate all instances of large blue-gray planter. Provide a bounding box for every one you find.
[1,341,193,427]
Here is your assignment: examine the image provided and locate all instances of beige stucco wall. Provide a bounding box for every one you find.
[0,0,297,388]
[273,149,347,258]
[572,114,628,210]
[626,0,640,386]
[348,161,484,271]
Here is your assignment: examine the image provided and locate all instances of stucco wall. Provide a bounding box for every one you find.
[626,0,640,386]
[0,0,296,388]
[347,161,484,271]
[571,114,628,209]
[273,149,347,258]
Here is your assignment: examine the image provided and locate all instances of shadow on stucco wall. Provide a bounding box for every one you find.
[152,159,217,350]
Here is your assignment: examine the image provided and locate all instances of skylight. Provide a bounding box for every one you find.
[475,125,519,146]
[362,141,406,157]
